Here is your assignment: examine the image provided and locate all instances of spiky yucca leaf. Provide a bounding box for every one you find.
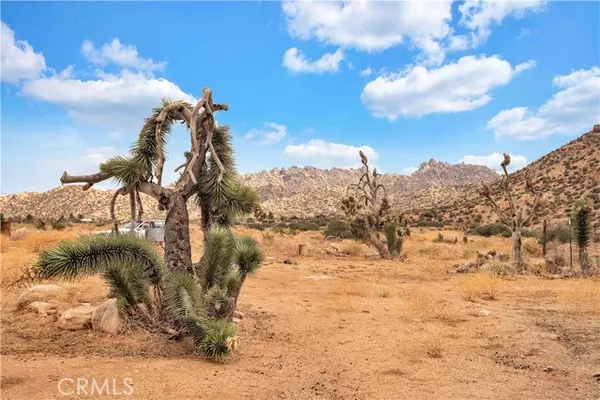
[102,264,151,310]
[130,99,185,172]
[199,226,235,289]
[36,234,164,284]
[571,200,592,248]
[164,271,203,320]
[234,235,264,276]
[225,184,259,221]
[197,125,236,208]
[99,156,145,187]
[223,268,242,297]
[204,285,235,319]
[199,319,238,363]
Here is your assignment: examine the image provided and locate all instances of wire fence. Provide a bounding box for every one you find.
[537,219,600,272]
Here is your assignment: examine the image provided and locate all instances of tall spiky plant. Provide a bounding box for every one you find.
[478,153,541,271]
[38,89,263,361]
[341,151,403,259]
[571,200,592,275]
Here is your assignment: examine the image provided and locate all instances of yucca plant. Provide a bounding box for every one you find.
[342,152,403,259]
[478,153,541,271]
[36,228,263,361]
[36,88,264,361]
[571,200,592,275]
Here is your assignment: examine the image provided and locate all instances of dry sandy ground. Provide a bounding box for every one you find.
[1,225,599,399]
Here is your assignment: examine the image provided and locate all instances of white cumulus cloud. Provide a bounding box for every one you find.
[459,152,528,173]
[360,66,373,77]
[458,0,546,47]
[22,69,195,130]
[283,139,378,169]
[81,38,166,71]
[282,47,344,74]
[361,55,535,120]
[488,66,600,140]
[282,0,452,53]
[245,122,288,145]
[0,21,46,83]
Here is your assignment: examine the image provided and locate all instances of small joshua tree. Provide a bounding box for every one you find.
[571,199,592,275]
[32,88,263,362]
[341,151,403,259]
[478,153,540,271]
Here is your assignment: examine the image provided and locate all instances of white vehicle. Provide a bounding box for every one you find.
[96,220,165,243]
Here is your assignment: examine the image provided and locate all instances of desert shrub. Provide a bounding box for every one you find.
[272,226,286,236]
[433,232,445,243]
[416,219,444,228]
[288,221,320,232]
[521,228,541,239]
[324,219,354,239]
[247,223,265,231]
[467,223,511,237]
[433,232,458,244]
[34,219,46,230]
[546,224,571,244]
[338,242,364,257]
[522,238,542,257]
[51,217,68,231]
[483,261,515,277]
[385,223,403,257]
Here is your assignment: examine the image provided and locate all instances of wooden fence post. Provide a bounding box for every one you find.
[542,219,547,256]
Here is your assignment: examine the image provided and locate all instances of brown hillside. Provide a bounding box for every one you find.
[0,160,498,221]
[404,126,600,228]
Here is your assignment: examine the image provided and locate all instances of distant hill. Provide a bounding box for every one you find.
[0,159,498,221]
[1,126,597,228]
[403,125,600,228]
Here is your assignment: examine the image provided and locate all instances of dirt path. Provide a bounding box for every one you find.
[2,230,599,399]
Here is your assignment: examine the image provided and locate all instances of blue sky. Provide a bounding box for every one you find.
[1,1,599,194]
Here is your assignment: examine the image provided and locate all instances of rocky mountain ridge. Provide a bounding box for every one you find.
[1,159,499,221]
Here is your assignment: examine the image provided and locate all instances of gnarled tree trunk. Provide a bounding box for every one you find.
[579,247,589,276]
[164,194,193,274]
[512,228,524,271]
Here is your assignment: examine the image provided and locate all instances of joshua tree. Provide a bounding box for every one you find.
[341,151,403,259]
[34,88,263,361]
[478,153,540,271]
[571,199,592,275]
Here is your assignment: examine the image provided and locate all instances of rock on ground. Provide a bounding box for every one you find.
[26,301,58,316]
[91,298,121,333]
[56,304,97,331]
[17,285,67,310]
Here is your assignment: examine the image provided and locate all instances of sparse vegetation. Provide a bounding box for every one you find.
[571,199,593,275]
[478,154,541,271]
[26,90,263,361]
[341,151,403,259]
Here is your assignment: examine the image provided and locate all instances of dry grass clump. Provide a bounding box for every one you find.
[522,238,542,257]
[338,242,365,257]
[416,243,473,261]
[402,289,456,322]
[333,279,370,296]
[374,284,393,298]
[327,295,358,313]
[457,273,503,301]
[422,326,446,358]
[482,261,515,277]
[262,231,275,245]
